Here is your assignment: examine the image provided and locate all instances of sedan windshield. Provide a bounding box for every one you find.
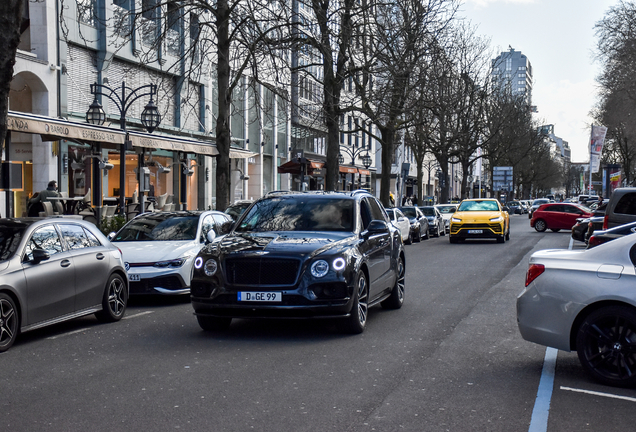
[236,197,354,232]
[113,215,199,241]
[0,225,27,261]
[458,200,499,211]
[400,208,417,218]
[437,206,456,214]
[420,207,435,216]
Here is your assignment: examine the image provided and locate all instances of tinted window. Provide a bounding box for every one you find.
[385,209,395,219]
[236,197,355,232]
[400,207,417,218]
[84,227,101,247]
[367,198,386,222]
[0,225,27,261]
[25,225,64,261]
[420,207,435,216]
[113,215,200,241]
[614,193,636,215]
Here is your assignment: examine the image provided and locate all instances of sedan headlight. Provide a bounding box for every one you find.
[490,216,504,222]
[154,258,186,268]
[451,217,462,222]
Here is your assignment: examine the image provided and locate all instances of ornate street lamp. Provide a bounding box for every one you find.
[86,81,161,216]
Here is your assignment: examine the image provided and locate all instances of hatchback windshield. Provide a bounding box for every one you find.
[458,200,499,211]
[113,215,199,241]
[0,225,27,261]
[236,197,354,232]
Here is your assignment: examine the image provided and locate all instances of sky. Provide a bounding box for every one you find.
[459,0,618,163]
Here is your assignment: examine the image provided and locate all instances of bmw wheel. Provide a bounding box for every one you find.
[576,306,636,387]
[95,274,128,322]
[382,256,405,310]
[339,271,369,334]
[0,293,18,353]
[534,219,547,232]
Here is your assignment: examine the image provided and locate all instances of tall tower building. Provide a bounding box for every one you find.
[491,47,533,105]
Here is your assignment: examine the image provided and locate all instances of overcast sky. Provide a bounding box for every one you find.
[459,0,617,163]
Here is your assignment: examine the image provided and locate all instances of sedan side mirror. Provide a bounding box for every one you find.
[31,248,50,264]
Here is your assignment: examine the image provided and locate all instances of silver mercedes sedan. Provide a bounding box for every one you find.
[0,218,128,353]
[517,233,636,387]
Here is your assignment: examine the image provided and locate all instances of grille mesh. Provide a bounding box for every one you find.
[225,258,300,286]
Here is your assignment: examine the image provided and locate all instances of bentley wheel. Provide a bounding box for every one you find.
[197,316,232,331]
[95,274,128,322]
[576,306,636,387]
[0,293,18,353]
[534,219,547,232]
[339,271,369,334]
[382,256,405,310]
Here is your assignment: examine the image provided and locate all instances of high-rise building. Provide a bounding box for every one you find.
[491,47,533,105]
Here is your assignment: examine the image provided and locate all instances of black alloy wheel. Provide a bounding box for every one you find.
[338,270,369,334]
[0,293,18,353]
[414,227,421,242]
[95,274,128,322]
[382,257,405,310]
[576,306,636,387]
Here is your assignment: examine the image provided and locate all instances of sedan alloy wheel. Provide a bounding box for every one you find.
[96,274,128,322]
[576,306,636,387]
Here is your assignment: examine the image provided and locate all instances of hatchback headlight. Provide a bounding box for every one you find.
[154,258,186,268]
[490,216,503,222]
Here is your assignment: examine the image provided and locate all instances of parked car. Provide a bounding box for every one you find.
[0,218,128,352]
[386,207,411,244]
[225,200,253,221]
[530,203,593,233]
[190,191,406,334]
[398,206,429,242]
[518,233,636,386]
[419,206,445,237]
[507,201,524,215]
[571,216,604,243]
[449,198,510,244]
[110,211,233,295]
[529,198,550,219]
[601,187,636,230]
[587,220,636,248]
[435,204,457,231]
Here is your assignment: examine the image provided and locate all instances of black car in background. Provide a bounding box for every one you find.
[398,206,429,242]
[190,191,406,334]
[419,206,445,237]
[587,220,636,248]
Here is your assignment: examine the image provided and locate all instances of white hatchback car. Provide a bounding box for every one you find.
[385,207,412,244]
[109,211,232,295]
[434,204,458,232]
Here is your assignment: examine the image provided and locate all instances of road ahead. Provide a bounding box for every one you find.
[2,215,636,431]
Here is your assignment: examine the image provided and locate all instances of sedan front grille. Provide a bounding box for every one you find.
[224,257,301,286]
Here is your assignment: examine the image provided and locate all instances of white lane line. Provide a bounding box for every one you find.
[47,328,91,340]
[46,311,153,339]
[123,311,154,320]
[568,237,574,250]
[560,386,636,403]
[528,347,558,432]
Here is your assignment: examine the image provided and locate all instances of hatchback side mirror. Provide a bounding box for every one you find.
[206,230,217,243]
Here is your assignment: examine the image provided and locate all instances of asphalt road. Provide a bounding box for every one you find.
[2,215,636,431]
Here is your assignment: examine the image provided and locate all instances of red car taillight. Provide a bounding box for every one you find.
[588,235,604,248]
[525,264,545,287]
[603,214,608,230]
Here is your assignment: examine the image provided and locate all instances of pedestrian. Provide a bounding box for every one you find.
[28,180,60,216]
[411,195,418,206]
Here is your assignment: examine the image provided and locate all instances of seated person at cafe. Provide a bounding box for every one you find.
[27,180,61,216]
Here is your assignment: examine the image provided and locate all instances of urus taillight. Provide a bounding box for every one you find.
[525,264,545,287]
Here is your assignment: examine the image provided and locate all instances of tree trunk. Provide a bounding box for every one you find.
[379,127,394,207]
[215,0,231,210]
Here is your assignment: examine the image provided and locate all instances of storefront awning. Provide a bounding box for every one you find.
[129,131,219,156]
[229,149,258,159]
[339,165,359,174]
[7,111,126,144]
[278,159,324,174]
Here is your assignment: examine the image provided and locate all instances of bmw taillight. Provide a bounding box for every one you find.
[603,214,608,230]
[525,264,545,287]
[588,235,603,248]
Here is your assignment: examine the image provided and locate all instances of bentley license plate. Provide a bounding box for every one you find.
[128,273,141,281]
[468,229,483,234]
[238,292,282,302]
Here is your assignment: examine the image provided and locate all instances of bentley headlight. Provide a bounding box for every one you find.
[451,217,462,222]
[311,260,329,278]
[204,259,218,276]
[490,216,504,222]
[332,257,346,271]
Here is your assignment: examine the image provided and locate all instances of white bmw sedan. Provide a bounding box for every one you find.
[110,211,232,295]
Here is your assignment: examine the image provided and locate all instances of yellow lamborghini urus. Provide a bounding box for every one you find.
[449,199,510,244]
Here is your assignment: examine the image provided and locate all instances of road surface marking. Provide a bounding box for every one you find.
[560,386,636,403]
[123,311,154,320]
[47,328,92,340]
[528,347,558,432]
